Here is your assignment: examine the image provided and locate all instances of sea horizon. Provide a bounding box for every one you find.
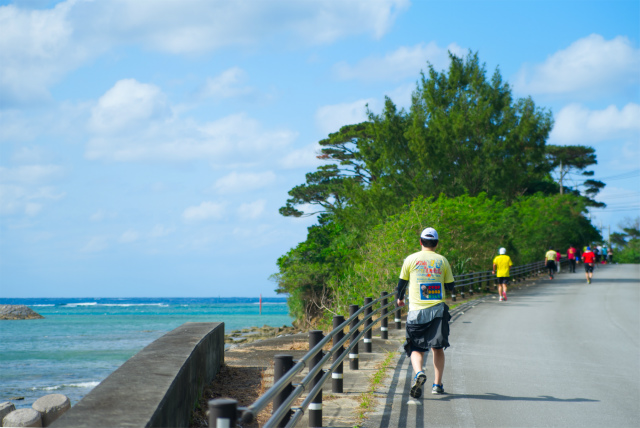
[1,297,293,409]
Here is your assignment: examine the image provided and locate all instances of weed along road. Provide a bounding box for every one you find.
[369,264,639,428]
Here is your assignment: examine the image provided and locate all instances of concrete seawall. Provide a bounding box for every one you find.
[51,322,224,428]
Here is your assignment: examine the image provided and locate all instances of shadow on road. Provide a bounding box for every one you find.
[434,392,599,403]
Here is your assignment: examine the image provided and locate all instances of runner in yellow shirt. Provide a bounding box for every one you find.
[545,247,557,280]
[492,247,513,301]
[396,227,455,397]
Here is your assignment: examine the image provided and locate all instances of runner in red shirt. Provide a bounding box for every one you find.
[567,245,577,273]
[582,246,596,284]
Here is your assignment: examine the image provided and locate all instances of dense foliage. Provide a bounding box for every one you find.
[323,193,599,321]
[611,217,640,263]
[274,52,603,327]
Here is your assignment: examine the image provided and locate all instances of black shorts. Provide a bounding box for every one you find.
[546,260,556,270]
[404,303,451,356]
[497,277,510,284]
[585,264,594,273]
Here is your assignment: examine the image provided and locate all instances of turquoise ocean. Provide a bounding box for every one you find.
[0,297,292,409]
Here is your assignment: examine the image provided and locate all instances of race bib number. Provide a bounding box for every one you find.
[420,283,442,300]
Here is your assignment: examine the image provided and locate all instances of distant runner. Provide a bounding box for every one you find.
[567,245,577,273]
[582,246,596,284]
[545,248,557,280]
[396,227,455,398]
[492,247,513,301]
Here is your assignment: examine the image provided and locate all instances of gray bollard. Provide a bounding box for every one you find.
[273,355,294,427]
[395,303,402,329]
[32,394,70,427]
[3,408,42,427]
[208,399,237,428]
[332,316,345,394]
[309,330,324,428]
[381,291,388,340]
[349,305,359,370]
[363,297,373,353]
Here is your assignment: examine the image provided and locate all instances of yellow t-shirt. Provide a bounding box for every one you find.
[399,250,454,311]
[545,250,557,261]
[493,254,513,277]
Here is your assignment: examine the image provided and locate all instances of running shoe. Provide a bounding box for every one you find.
[432,383,444,394]
[503,293,507,301]
[499,296,503,301]
[588,278,591,284]
[410,371,426,398]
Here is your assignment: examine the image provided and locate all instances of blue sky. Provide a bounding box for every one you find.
[1,0,638,298]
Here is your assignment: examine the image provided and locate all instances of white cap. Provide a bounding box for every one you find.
[420,227,438,240]
[499,247,506,255]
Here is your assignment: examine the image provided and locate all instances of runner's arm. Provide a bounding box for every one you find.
[445,281,455,292]
[396,278,409,301]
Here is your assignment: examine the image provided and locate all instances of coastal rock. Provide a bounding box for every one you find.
[0,402,16,427]
[32,395,70,427]
[0,305,44,320]
[2,408,42,427]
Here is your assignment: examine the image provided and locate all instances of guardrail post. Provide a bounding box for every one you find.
[395,302,402,330]
[381,291,388,340]
[332,316,344,393]
[273,355,294,427]
[349,304,359,370]
[209,398,237,428]
[469,274,475,296]
[364,297,373,353]
[309,330,324,428]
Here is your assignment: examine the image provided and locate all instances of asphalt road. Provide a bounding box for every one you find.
[369,264,640,428]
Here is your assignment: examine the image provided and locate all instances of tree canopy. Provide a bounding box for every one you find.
[274,51,604,326]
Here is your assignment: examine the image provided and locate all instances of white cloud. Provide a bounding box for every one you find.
[149,224,173,238]
[86,82,297,162]
[24,202,42,217]
[280,143,323,169]
[118,229,140,243]
[89,79,169,134]
[0,165,64,216]
[0,0,408,107]
[214,171,276,194]
[237,199,267,219]
[0,1,103,107]
[182,201,226,222]
[90,210,118,222]
[81,236,109,253]
[199,67,255,100]
[514,34,640,96]
[550,103,640,145]
[315,98,376,135]
[333,42,465,82]
[0,165,63,183]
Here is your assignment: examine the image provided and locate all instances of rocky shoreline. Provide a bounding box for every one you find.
[224,324,300,347]
[0,305,44,320]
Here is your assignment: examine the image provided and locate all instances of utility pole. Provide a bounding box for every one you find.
[559,160,564,195]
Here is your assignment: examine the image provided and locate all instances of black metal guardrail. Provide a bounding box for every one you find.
[208,258,561,427]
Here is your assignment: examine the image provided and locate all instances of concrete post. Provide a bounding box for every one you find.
[349,305,359,370]
[395,303,402,330]
[332,316,345,393]
[309,330,324,428]
[209,399,237,428]
[363,297,373,353]
[381,291,388,340]
[273,355,294,427]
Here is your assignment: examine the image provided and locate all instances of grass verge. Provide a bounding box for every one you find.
[354,351,397,427]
